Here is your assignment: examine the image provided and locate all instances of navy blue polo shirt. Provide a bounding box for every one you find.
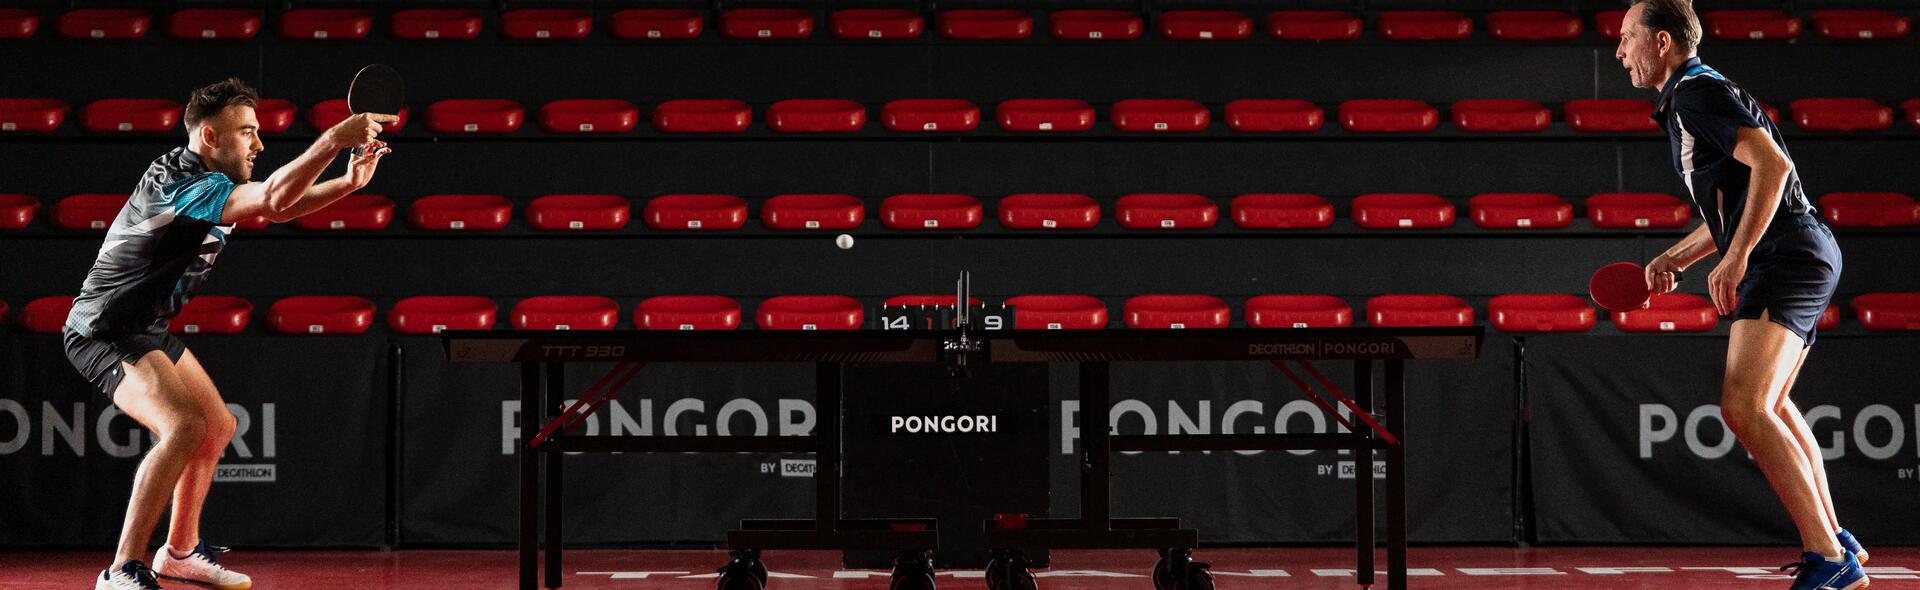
[1652,57,1815,254]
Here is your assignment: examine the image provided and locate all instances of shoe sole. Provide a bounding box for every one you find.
[157,574,251,590]
[1842,576,1870,590]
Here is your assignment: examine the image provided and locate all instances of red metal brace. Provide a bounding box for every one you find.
[528,361,647,448]
[1269,360,1357,433]
[1270,359,1399,445]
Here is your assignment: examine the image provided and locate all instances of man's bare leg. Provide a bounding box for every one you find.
[162,349,236,553]
[106,351,208,568]
[1722,315,1843,557]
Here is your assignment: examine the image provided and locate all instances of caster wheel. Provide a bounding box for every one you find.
[1150,548,1187,590]
[1177,563,1214,590]
[715,549,767,590]
[890,550,937,590]
[985,552,1038,590]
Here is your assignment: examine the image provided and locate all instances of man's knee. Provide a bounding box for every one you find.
[202,409,236,449]
[1720,385,1771,435]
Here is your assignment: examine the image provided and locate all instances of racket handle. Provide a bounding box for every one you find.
[351,146,365,157]
[1672,271,1683,285]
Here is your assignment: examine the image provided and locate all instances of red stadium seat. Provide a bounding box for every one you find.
[21,296,75,333]
[1470,193,1573,229]
[939,10,1031,40]
[997,194,1100,229]
[1338,99,1438,133]
[882,194,982,230]
[612,9,703,40]
[1565,99,1659,132]
[426,99,524,134]
[529,194,630,231]
[1596,10,1628,39]
[230,215,269,231]
[168,8,258,40]
[501,9,592,40]
[292,194,394,231]
[1224,99,1323,132]
[170,296,252,335]
[59,9,149,39]
[1116,193,1217,229]
[390,296,497,334]
[253,99,296,133]
[83,99,180,133]
[1050,10,1142,41]
[1819,305,1841,330]
[833,9,922,40]
[1852,293,1920,331]
[539,99,639,134]
[1819,192,1919,227]
[1246,295,1352,328]
[0,99,67,132]
[1367,295,1473,327]
[1160,10,1252,41]
[54,194,126,230]
[0,9,38,39]
[512,296,619,330]
[1124,295,1230,329]
[1613,293,1716,332]
[267,296,375,335]
[757,296,863,330]
[881,99,979,132]
[1586,193,1690,229]
[279,8,372,40]
[645,194,748,231]
[1005,295,1107,330]
[1488,294,1594,333]
[408,194,511,231]
[997,99,1095,132]
[308,99,408,132]
[652,99,751,133]
[1266,11,1361,41]
[1377,11,1471,41]
[1487,10,1581,41]
[1111,99,1209,132]
[1907,99,1920,129]
[391,9,483,40]
[1353,193,1455,229]
[768,99,865,133]
[637,296,744,330]
[0,194,36,229]
[1231,194,1334,229]
[722,8,812,40]
[1790,98,1892,132]
[0,299,7,325]
[762,194,864,230]
[1813,10,1910,40]
[1451,99,1551,133]
[1704,10,1801,41]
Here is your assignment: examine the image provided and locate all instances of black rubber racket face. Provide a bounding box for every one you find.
[347,64,404,116]
[1590,262,1651,312]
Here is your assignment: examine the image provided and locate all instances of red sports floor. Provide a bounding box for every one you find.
[2,547,1914,589]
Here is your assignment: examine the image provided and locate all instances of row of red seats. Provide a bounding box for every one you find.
[8,293,1919,335]
[7,192,1915,233]
[1,7,1906,43]
[8,96,1919,134]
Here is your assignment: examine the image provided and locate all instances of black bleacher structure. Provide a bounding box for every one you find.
[2,1,1917,550]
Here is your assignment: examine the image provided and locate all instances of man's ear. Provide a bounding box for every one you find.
[1655,30,1673,59]
[196,124,218,148]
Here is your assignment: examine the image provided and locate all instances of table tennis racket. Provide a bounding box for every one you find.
[1589,261,1682,312]
[346,64,404,155]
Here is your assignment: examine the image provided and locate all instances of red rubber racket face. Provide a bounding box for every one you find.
[1590,262,1651,312]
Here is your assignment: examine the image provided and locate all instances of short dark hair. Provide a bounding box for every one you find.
[184,77,259,129]
[1630,0,1702,55]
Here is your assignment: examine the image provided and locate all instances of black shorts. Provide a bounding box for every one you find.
[61,327,187,400]
[1734,215,1843,348]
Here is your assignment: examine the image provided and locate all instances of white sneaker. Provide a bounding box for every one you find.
[96,560,164,590]
[153,543,252,590]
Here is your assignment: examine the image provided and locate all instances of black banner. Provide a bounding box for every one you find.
[0,333,389,547]
[1528,334,1920,544]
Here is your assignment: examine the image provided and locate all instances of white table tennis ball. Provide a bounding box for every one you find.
[835,234,854,249]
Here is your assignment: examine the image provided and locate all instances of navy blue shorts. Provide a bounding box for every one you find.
[1734,215,1843,348]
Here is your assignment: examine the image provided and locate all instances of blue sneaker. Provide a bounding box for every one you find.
[1837,529,1870,564]
[1781,551,1869,590]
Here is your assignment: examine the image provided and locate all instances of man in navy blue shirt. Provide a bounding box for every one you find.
[1617,2,1859,589]
[66,79,396,590]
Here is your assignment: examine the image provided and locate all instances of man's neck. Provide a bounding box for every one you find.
[1649,54,1697,91]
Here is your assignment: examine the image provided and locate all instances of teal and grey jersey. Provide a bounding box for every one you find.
[66,146,237,337]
